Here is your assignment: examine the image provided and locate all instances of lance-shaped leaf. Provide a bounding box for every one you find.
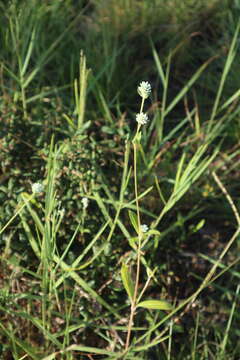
[128,210,139,234]
[121,263,134,301]
[128,236,138,250]
[137,299,173,311]
[147,229,161,236]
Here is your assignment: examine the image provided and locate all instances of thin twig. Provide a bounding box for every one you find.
[212,171,240,226]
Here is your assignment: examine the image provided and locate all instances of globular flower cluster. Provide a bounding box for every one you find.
[32,182,44,194]
[137,81,151,99]
[136,81,151,126]
[136,112,149,125]
[140,224,149,233]
[81,197,89,210]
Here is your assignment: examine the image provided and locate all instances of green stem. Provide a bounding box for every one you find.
[140,97,144,113]
[125,99,145,352]
[125,141,142,351]
[20,78,27,120]
[124,98,145,354]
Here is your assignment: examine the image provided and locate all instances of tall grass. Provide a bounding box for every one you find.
[0,0,240,359]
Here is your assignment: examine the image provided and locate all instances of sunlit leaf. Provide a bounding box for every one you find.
[137,299,172,310]
[128,236,138,250]
[121,262,134,300]
[128,210,139,234]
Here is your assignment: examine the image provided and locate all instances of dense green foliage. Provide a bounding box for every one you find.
[0,0,240,359]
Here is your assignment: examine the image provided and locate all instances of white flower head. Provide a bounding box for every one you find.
[32,182,44,194]
[137,81,151,99]
[58,208,65,217]
[140,224,149,233]
[136,112,149,125]
[81,197,89,210]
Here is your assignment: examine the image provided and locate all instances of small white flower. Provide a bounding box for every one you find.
[58,208,65,217]
[81,197,89,210]
[140,224,149,233]
[136,112,149,125]
[32,182,44,194]
[137,81,151,99]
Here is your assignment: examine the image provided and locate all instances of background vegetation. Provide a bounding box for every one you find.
[0,0,240,359]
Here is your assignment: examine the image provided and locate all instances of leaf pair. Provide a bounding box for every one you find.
[121,262,172,311]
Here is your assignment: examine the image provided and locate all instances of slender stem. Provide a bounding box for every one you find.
[124,95,147,353]
[140,97,144,113]
[20,78,27,120]
[125,108,145,351]
[137,269,156,304]
[212,171,240,226]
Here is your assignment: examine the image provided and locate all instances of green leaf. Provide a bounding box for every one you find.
[42,345,117,359]
[137,299,172,311]
[102,125,115,134]
[195,219,205,232]
[128,210,139,234]
[121,263,134,300]
[147,229,161,236]
[132,131,142,144]
[128,236,138,250]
